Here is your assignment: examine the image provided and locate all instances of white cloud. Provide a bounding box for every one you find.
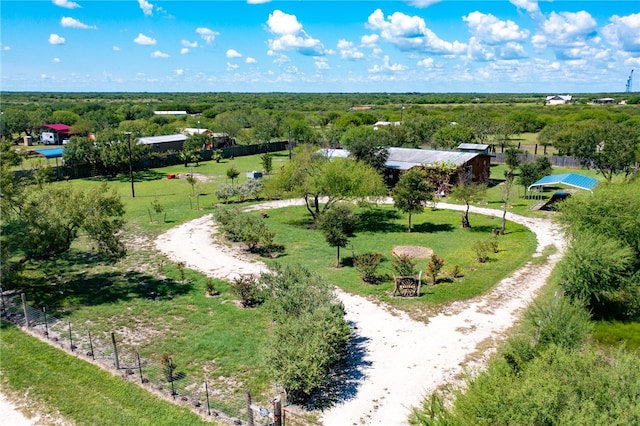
[61,17,96,29]
[268,9,303,35]
[182,40,198,48]
[602,13,640,52]
[180,47,189,55]
[509,0,541,18]
[2,45,10,51]
[134,33,156,45]
[48,34,66,45]
[246,57,257,64]
[267,10,326,56]
[463,12,528,45]
[175,69,184,76]
[368,55,408,73]
[405,0,441,9]
[315,58,330,70]
[113,46,120,51]
[533,11,597,51]
[417,57,434,68]
[227,62,239,71]
[52,0,81,9]
[52,57,61,63]
[226,49,242,58]
[138,0,154,16]
[151,50,169,58]
[247,0,270,3]
[361,34,379,48]
[337,39,364,60]
[499,42,528,59]
[367,9,466,55]
[41,74,49,79]
[268,50,290,64]
[196,27,219,44]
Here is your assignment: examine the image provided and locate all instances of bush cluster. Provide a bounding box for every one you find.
[259,264,350,401]
[214,179,263,203]
[391,253,417,276]
[213,207,277,253]
[353,252,383,283]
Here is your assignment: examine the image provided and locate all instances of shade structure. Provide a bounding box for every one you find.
[528,173,599,192]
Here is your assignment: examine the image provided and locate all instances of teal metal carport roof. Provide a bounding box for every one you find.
[31,148,64,158]
[528,173,599,192]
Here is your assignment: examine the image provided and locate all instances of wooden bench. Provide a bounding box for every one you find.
[392,271,422,297]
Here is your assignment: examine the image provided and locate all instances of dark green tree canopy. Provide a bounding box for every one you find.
[393,167,433,232]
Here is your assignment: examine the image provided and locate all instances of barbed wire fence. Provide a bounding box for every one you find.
[0,290,277,426]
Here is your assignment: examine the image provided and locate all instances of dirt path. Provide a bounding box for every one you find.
[155,199,565,425]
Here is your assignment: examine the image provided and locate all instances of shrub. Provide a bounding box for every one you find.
[354,252,383,283]
[426,253,445,285]
[215,183,238,203]
[392,253,417,276]
[488,235,499,253]
[474,240,489,263]
[237,179,263,201]
[160,354,176,383]
[231,274,263,307]
[450,264,462,278]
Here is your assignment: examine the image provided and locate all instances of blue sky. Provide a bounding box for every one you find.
[1,0,639,93]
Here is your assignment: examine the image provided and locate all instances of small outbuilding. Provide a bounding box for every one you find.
[137,134,188,152]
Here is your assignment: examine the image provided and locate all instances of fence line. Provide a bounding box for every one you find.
[492,152,583,168]
[0,290,275,426]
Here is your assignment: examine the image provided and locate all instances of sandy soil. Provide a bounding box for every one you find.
[0,392,34,426]
[154,198,565,425]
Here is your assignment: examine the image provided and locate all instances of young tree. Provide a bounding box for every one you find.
[450,171,486,228]
[226,164,240,185]
[393,168,433,232]
[260,152,273,174]
[498,169,514,235]
[317,203,356,267]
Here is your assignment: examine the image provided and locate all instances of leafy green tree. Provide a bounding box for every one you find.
[260,264,349,400]
[432,124,476,149]
[260,152,273,174]
[342,127,389,172]
[2,182,125,284]
[572,120,639,182]
[51,110,81,126]
[317,203,356,267]
[270,146,386,220]
[393,168,433,232]
[518,157,552,195]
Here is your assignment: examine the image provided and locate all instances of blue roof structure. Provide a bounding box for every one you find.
[528,173,599,192]
[32,148,64,158]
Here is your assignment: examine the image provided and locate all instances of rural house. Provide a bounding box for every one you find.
[545,95,573,105]
[320,146,491,187]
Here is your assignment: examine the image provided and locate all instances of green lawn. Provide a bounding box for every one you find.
[0,321,215,426]
[3,150,561,422]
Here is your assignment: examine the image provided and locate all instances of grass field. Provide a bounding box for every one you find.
[5,148,634,424]
[0,321,213,426]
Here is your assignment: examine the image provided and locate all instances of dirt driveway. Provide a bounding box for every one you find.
[155,199,565,425]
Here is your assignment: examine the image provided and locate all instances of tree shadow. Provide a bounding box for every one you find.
[21,269,193,317]
[355,208,405,233]
[466,225,497,233]
[303,322,372,410]
[106,170,168,183]
[412,222,455,233]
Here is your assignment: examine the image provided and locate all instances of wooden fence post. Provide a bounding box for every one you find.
[21,293,29,327]
[273,397,282,426]
[245,391,254,426]
[111,332,120,369]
